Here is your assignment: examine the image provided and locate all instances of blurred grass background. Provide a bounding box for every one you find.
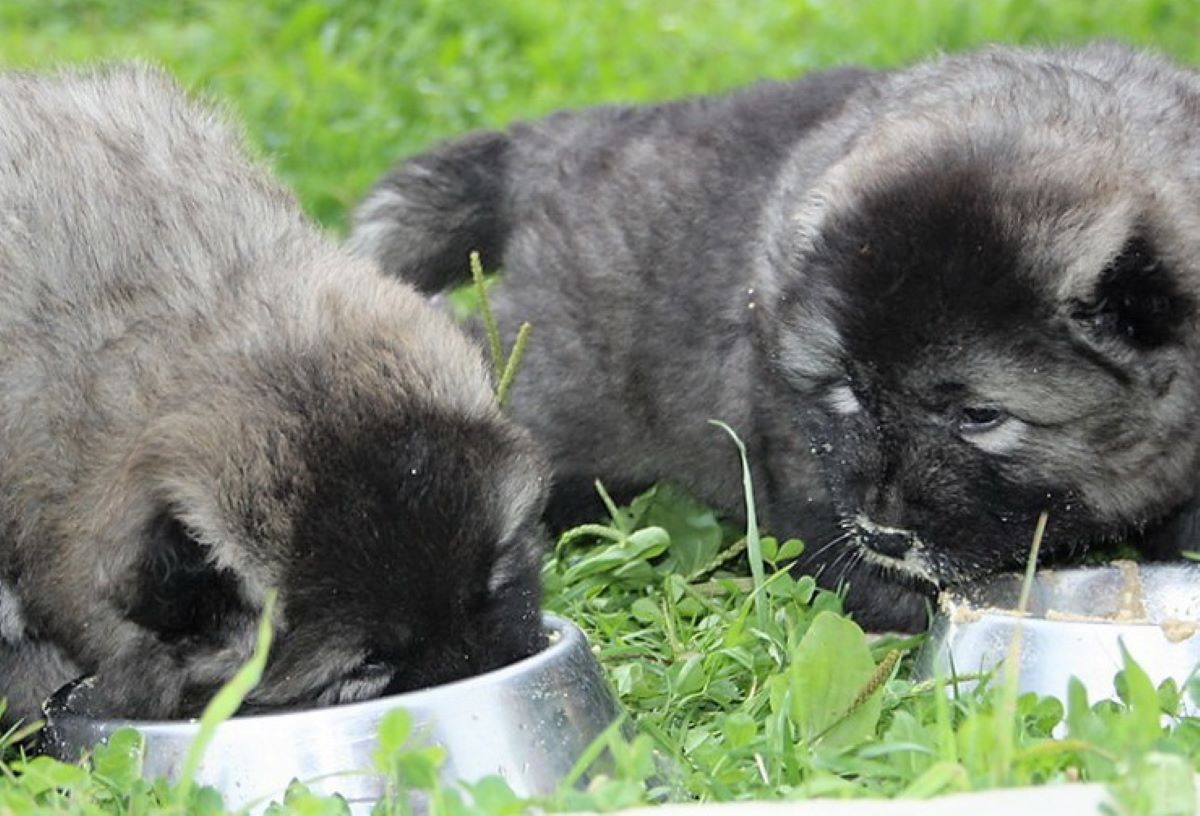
[1,0,1198,230]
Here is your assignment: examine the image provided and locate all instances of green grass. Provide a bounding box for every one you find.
[542,483,1200,807]
[6,481,1200,814]
[0,0,1196,228]
[3,1,1200,813]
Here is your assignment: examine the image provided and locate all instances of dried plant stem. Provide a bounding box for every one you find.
[687,537,749,582]
[810,648,902,745]
[852,649,902,711]
[470,251,532,407]
[470,251,505,377]
[496,321,531,407]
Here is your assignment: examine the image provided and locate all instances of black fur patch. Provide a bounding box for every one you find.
[283,403,542,693]
[124,511,247,645]
[815,160,1043,385]
[1072,234,1193,348]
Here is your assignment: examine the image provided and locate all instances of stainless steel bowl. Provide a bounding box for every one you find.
[41,614,622,811]
[917,562,1200,709]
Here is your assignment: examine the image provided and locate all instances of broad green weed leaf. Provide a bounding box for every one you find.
[90,726,145,789]
[794,574,817,604]
[9,755,89,794]
[1157,677,1182,716]
[675,595,706,618]
[788,611,884,751]
[812,589,845,616]
[464,775,525,813]
[722,712,757,749]
[759,536,805,566]
[1016,692,1064,734]
[287,793,353,816]
[401,746,447,789]
[1065,677,1093,738]
[1188,676,1200,710]
[639,483,724,577]
[266,779,305,810]
[611,663,649,698]
[189,784,228,815]
[374,709,413,769]
[561,527,670,583]
[627,526,671,553]
[630,597,664,624]
[1116,642,1165,752]
[760,536,779,562]
[265,780,352,816]
[777,538,805,561]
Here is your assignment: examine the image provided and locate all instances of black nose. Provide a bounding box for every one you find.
[860,528,913,558]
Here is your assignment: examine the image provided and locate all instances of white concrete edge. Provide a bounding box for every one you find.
[592,782,1117,816]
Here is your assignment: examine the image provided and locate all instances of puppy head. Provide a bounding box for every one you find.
[250,395,549,708]
[84,273,549,718]
[762,44,1200,592]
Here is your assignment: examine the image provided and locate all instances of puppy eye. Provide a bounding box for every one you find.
[958,406,1007,434]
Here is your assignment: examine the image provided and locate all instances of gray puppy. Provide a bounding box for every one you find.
[0,64,548,728]
[352,43,1200,632]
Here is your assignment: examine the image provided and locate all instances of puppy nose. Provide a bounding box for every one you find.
[861,528,912,558]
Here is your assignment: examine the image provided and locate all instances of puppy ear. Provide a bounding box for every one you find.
[86,508,258,719]
[122,508,251,648]
[1070,234,1193,349]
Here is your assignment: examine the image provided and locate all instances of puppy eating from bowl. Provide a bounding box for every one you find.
[352,42,1200,632]
[0,64,549,727]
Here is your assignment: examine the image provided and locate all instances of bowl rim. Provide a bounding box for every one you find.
[936,562,1200,628]
[935,609,1191,632]
[44,612,584,733]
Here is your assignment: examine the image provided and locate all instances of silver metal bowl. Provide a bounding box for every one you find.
[916,562,1200,708]
[41,614,622,811]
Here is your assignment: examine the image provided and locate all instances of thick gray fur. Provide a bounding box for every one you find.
[0,64,548,727]
[352,43,1200,631]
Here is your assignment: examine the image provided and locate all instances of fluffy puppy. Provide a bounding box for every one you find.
[351,43,1200,631]
[0,64,548,728]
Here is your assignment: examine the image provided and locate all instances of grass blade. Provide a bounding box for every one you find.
[174,591,277,805]
[708,420,768,632]
[993,510,1048,786]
